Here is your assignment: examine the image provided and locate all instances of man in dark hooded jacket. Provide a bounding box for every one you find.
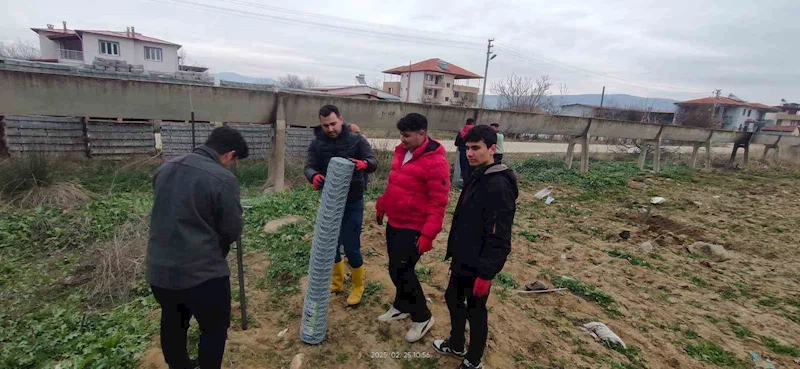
[305,104,378,306]
[433,125,518,369]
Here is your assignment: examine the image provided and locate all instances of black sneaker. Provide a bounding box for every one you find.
[457,358,483,369]
[432,338,467,358]
[186,359,199,369]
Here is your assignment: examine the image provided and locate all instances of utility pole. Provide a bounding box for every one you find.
[479,38,495,110]
[599,86,606,108]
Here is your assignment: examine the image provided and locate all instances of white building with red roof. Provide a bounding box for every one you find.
[382,58,482,106]
[31,22,182,73]
[673,95,780,131]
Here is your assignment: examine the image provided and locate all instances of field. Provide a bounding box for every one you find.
[1,152,799,369]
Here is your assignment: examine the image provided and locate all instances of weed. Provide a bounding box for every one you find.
[336,352,350,364]
[730,325,753,338]
[758,294,781,307]
[684,328,699,339]
[648,252,664,261]
[603,341,645,367]
[604,249,652,267]
[690,277,708,288]
[363,281,384,305]
[684,340,747,368]
[545,272,622,317]
[521,230,540,242]
[496,271,520,290]
[761,336,799,356]
[415,265,432,283]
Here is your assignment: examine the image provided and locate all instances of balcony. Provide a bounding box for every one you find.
[59,49,83,61]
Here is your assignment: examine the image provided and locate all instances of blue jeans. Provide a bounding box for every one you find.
[336,198,364,268]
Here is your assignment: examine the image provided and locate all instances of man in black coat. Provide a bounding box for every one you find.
[147,126,249,369]
[305,104,378,306]
[433,125,518,369]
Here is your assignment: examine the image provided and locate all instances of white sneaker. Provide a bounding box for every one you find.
[405,316,435,343]
[377,307,410,322]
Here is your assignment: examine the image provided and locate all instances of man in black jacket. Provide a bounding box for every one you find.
[305,104,378,306]
[433,125,518,369]
[454,118,475,184]
[147,126,249,369]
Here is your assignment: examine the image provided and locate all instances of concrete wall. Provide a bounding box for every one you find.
[133,41,180,73]
[81,33,136,65]
[561,105,595,117]
[87,120,155,157]
[0,69,276,122]
[3,116,85,153]
[38,34,59,59]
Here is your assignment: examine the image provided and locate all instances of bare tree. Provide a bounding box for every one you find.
[491,73,558,113]
[177,48,193,67]
[303,76,321,88]
[278,74,320,89]
[676,106,721,128]
[0,38,40,60]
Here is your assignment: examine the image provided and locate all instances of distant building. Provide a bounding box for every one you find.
[760,125,799,136]
[765,102,800,127]
[560,103,675,124]
[382,58,482,106]
[31,22,181,73]
[673,96,780,131]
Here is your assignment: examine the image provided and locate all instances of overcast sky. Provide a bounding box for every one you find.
[2,0,798,103]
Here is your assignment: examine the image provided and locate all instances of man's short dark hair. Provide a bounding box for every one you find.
[466,118,475,125]
[490,122,499,128]
[205,126,249,159]
[464,124,497,148]
[397,113,428,132]
[319,104,340,118]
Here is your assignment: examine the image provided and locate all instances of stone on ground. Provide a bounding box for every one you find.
[687,241,730,262]
[262,216,301,233]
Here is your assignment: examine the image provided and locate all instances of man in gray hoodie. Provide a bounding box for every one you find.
[147,126,249,369]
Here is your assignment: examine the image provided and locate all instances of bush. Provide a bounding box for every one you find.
[0,154,54,199]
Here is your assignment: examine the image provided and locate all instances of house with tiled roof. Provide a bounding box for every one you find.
[31,22,182,73]
[673,95,780,131]
[382,58,482,106]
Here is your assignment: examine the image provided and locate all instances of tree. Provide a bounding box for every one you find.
[177,48,193,67]
[491,73,560,113]
[0,38,40,60]
[278,74,320,89]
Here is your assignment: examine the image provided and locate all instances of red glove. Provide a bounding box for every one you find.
[350,158,368,171]
[312,174,325,190]
[473,278,491,297]
[417,236,433,255]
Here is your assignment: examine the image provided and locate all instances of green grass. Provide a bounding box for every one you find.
[511,158,695,198]
[363,281,384,305]
[761,336,799,356]
[521,230,540,242]
[543,271,622,317]
[604,249,652,268]
[602,341,646,368]
[730,324,753,338]
[496,271,520,290]
[415,265,432,283]
[684,340,747,368]
[690,277,708,288]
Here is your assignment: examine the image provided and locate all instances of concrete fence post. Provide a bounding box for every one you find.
[565,139,576,169]
[691,143,701,168]
[653,128,663,174]
[704,139,712,171]
[638,140,649,171]
[267,96,287,192]
[578,119,592,174]
[81,116,91,159]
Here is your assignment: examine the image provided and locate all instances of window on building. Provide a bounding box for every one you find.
[425,74,434,82]
[747,109,752,117]
[454,91,460,98]
[777,119,783,126]
[99,40,120,56]
[144,46,163,61]
[713,107,720,115]
[425,88,434,96]
[388,87,393,94]
[445,97,450,101]
[446,83,451,88]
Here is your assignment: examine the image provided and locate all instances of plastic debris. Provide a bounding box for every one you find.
[525,281,549,291]
[750,352,776,369]
[534,187,553,199]
[650,197,666,204]
[277,328,289,338]
[581,322,626,348]
[545,196,555,205]
[687,242,730,262]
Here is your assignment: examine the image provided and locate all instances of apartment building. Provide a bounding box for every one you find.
[382,58,482,106]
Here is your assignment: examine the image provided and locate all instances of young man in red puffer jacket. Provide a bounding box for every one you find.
[375,113,451,343]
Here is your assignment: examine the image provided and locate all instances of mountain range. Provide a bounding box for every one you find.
[212,72,678,112]
[481,94,678,112]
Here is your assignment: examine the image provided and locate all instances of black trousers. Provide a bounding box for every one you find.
[151,277,231,369]
[386,223,431,322]
[493,153,504,163]
[445,272,490,365]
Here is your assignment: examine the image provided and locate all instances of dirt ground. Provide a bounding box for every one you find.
[140,166,800,369]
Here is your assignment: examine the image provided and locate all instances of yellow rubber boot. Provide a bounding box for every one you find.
[347,266,365,306]
[330,261,345,293]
